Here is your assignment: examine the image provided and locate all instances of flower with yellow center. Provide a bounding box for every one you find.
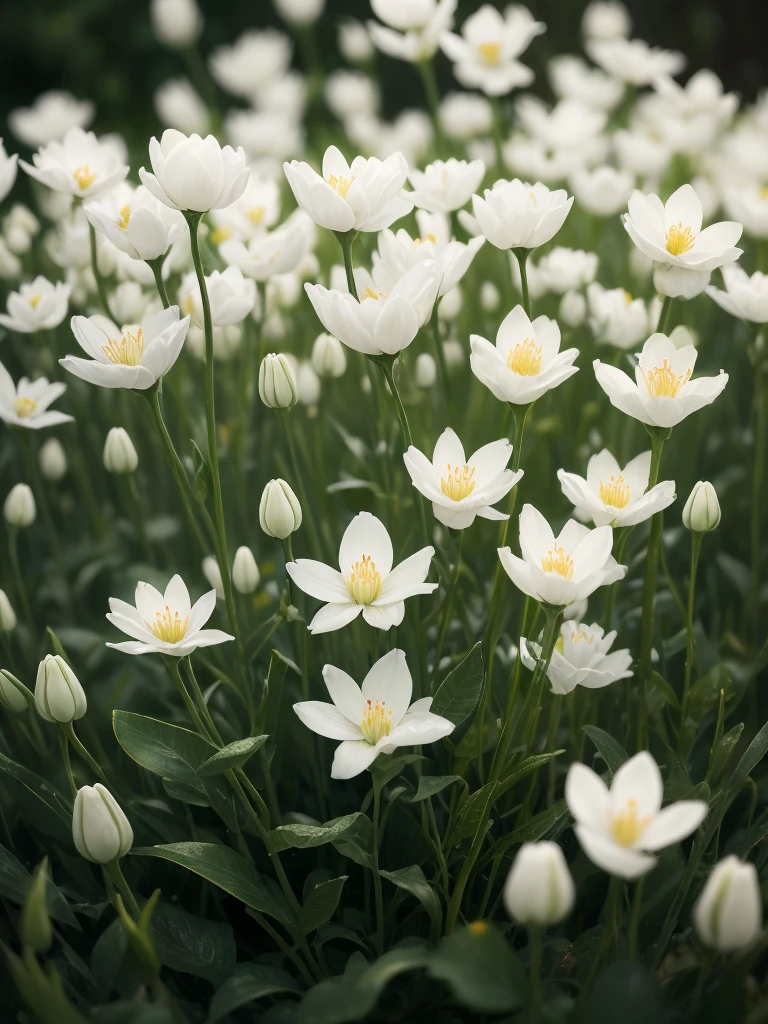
[345,554,383,606]
[610,799,651,847]
[103,328,145,367]
[14,396,37,419]
[644,358,691,398]
[326,174,355,198]
[541,546,575,579]
[72,165,98,191]
[0,361,73,430]
[665,221,695,256]
[599,474,630,509]
[478,41,503,66]
[360,699,393,744]
[507,337,542,376]
[148,605,189,644]
[440,464,476,501]
[117,205,131,230]
[29,294,42,310]
[521,618,633,696]
[248,205,266,225]
[559,448,677,529]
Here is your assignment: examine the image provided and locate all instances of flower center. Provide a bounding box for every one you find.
[570,630,594,644]
[644,359,691,398]
[623,290,633,305]
[665,221,696,256]
[610,799,651,848]
[248,205,266,225]
[72,165,98,191]
[345,554,382,605]
[507,337,542,377]
[15,396,37,418]
[361,287,388,301]
[29,293,42,309]
[117,205,131,230]
[103,328,145,367]
[478,41,503,66]
[148,604,189,644]
[541,546,574,579]
[210,226,232,245]
[600,474,631,509]
[441,463,476,501]
[414,233,438,247]
[327,174,355,198]
[360,699,393,744]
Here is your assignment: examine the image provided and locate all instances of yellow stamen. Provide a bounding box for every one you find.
[665,221,695,256]
[327,174,355,198]
[760,186,768,200]
[361,287,387,301]
[248,205,266,225]
[599,474,631,509]
[360,699,393,744]
[541,546,574,579]
[478,41,502,66]
[610,799,651,848]
[571,630,594,644]
[117,205,131,230]
[414,233,438,247]
[72,165,98,191]
[103,328,145,367]
[441,464,476,501]
[29,294,42,309]
[210,226,232,246]
[644,359,691,398]
[15,396,37,419]
[623,290,633,305]
[345,554,382,605]
[507,337,542,377]
[149,605,189,644]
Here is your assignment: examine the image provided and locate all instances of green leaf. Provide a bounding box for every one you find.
[650,671,681,710]
[370,752,423,793]
[113,710,216,784]
[270,813,374,869]
[431,642,484,727]
[91,919,128,1000]
[0,844,78,927]
[583,725,629,778]
[496,750,565,802]
[190,439,209,505]
[428,923,525,1013]
[408,775,467,802]
[198,736,268,776]
[149,900,235,986]
[584,961,669,1024]
[0,751,73,840]
[724,717,768,800]
[481,801,570,869]
[131,843,292,927]
[298,876,347,937]
[206,965,299,1024]
[708,723,744,783]
[688,664,732,716]
[380,865,441,932]
[447,783,497,847]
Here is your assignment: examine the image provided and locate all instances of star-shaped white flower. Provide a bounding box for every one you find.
[521,620,632,695]
[558,449,676,527]
[0,362,72,430]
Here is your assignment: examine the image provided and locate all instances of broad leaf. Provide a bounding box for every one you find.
[149,900,236,986]
[298,876,347,937]
[206,965,299,1024]
[198,736,268,776]
[380,865,441,932]
[583,725,629,778]
[428,923,525,1013]
[113,710,216,784]
[432,642,484,727]
[270,813,374,869]
[408,775,466,802]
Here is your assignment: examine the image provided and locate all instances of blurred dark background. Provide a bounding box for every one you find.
[0,0,764,147]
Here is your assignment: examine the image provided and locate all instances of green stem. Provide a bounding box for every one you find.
[63,722,111,788]
[433,530,463,683]
[125,475,154,564]
[430,305,451,406]
[512,248,531,318]
[416,59,445,156]
[58,727,77,798]
[529,926,543,1022]
[334,230,359,300]
[280,413,323,558]
[628,876,645,960]
[148,256,170,309]
[89,222,115,321]
[749,357,767,638]
[8,529,32,626]
[582,876,621,997]
[372,785,385,955]
[105,858,141,919]
[678,532,702,750]
[490,96,506,171]
[656,294,674,335]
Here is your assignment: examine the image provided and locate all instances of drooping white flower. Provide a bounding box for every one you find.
[62,307,190,390]
[106,574,234,657]
[499,503,626,606]
[210,29,292,100]
[566,751,708,879]
[707,265,768,323]
[140,130,249,213]
[406,158,485,214]
[368,0,457,63]
[587,282,651,350]
[693,856,763,952]
[9,91,94,148]
[521,620,633,695]
[0,277,70,334]
[84,183,186,263]
[404,427,522,529]
[471,179,573,251]
[219,212,312,283]
[72,785,133,864]
[594,332,728,428]
[503,842,575,925]
[558,449,676,528]
[20,127,127,199]
[0,363,72,430]
[286,511,437,634]
[293,648,453,778]
[440,4,545,96]
[586,37,685,86]
[470,305,578,405]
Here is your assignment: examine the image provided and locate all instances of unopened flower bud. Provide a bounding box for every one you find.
[259,479,302,540]
[275,0,325,26]
[339,19,374,63]
[693,855,762,952]
[296,361,321,407]
[232,546,260,594]
[39,437,67,481]
[0,670,30,713]
[312,333,347,379]
[20,860,53,954]
[415,353,437,389]
[503,842,575,926]
[259,353,298,410]
[0,589,17,632]
[560,290,586,328]
[202,556,224,599]
[73,784,133,864]
[683,481,721,533]
[438,285,462,321]
[35,654,87,723]
[4,483,36,528]
[150,0,203,49]
[480,281,500,312]
[103,427,138,475]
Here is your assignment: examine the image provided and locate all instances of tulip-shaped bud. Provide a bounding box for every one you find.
[259,353,298,410]
[503,842,575,926]
[202,556,224,599]
[35,654,87,723]
[683,481,721,533]
[103,427,139,475]
[693,855,762,952]
[20,859,53,954]
[233,546,260,594]
[0,670,30,713]
[39,437,67,481]
[0,589,17,632]
[4,483,36,528]
[312,333,347,379]
[260,479,302,540]
[150,0,203,49]
[415,353,437,389]
[73,784,133,863]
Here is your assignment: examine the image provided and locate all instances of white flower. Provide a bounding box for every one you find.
[536,247,598,295]
[225,110,304,165]
[560,291,586,327]
[325,71,380,122]
[84,184,186,262]
[581,2,631,40]
[20,127,128,199]
[558,449,676,528]
[155,79,210,137]
[106,574,234,657]
[682,480,721,533]
[693,856,763,952]
[587,282,650,350]
[503,842,575,925]
[0,277,70,334]
[707,265,768,323]
[594,332,728,428]
[368,0,456,63]
[260,479,302,539]
[338,19,375,63]
[275,0,325,25]
[373,212,484,298]
[406,158,485,214]
[548,55,624,110]
[188,266,256,327]
[296,361,321,407]
[0,670,26,710]
[150,0,203,49]
[39,437,67,481]
[653,71,738,145]
[0,140,18,204]
[284,145,412,234]
[0,591,17,633]
[232,546,260,594]
[566,751,708,879]
[202,556,224,600]
[499,503,626,607]
[63,307,190,390]
[586,37,684,86]
[623,184,742,299]
[35,655,87,723]
[9,91,94,148]
[440,92,493,140]
[210,30,292,100]
[570,166,634,218]
[470,305,579,405]
[404,427,522,529]
[311,333,347,378]
[259,352,298,409]
[286,511,437,634]
[293,648,453,778]
[723,183,768,241]
[305,261,441,357]
[521,620,632,695]
[73,785,133,864]
[140,130,249,213]
[440,4,545,96]
[219,212,311,282]
[0,363,72,430]
[471,179,573,250]
[4,483,36,527]
[103,427,139,475]
[209,175,281,245]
